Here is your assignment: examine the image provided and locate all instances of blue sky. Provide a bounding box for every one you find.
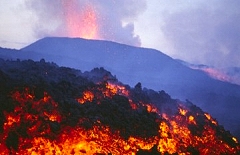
[0,0,239,68]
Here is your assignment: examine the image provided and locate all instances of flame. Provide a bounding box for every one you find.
[233,137,239,143]
[179,108,187,116]
[105,83,130,97]
[62,0,99,39]
[77,83,129,104]
[1,83,240,154]
[77,90,94,104]
[204,113,218,125]
[188,115,196,124]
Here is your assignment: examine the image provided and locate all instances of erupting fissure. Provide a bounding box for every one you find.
[0,60,239,154]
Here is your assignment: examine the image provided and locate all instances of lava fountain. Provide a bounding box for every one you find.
[62,0,99,39]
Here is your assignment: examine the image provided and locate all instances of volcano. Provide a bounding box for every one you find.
[0,59,239,154]
[1,37,240,139]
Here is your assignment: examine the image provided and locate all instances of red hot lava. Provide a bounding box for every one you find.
[1,82,239,154]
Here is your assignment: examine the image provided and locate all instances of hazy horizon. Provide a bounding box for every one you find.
[0,0,239,68]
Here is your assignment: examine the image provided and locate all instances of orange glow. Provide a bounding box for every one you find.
[1,85,240,154]
[145,104,157,113]
[179,108,187,116]
[204,113,211,120]
[190,66,232,84]
[129,99,138,110]
[141,102,158,113]
[233,137,238,143]
[201,67,230,82]
[105,83,130,97]
[63,0,99,39]
[188,115,196,124]
[77,90,94,104]
[4,115,20,129]
[12,126,158,155]
[204,113,218,125]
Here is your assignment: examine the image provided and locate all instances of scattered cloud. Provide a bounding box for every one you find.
[160,0,240,67]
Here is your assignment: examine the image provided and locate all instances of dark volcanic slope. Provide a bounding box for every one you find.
[0,59,239,154]
[1,37,240,138]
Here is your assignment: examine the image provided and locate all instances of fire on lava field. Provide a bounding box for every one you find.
[0,59,239,154]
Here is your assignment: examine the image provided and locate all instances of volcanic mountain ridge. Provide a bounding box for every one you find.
[1,37,240,139]
[0,59,239,154]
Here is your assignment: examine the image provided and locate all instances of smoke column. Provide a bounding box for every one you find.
[25,0,146,46]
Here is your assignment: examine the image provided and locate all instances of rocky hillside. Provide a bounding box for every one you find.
[0,59,239,154]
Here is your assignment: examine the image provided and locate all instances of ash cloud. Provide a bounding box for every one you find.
[25,0,146,46]
[161,0,240,68]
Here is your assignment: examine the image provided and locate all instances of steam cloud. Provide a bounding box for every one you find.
[25,0,146,46]
[161,0,240,68]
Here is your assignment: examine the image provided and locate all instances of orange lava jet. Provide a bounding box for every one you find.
[62,0,99,39]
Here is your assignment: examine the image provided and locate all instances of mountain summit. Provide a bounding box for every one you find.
[0,37,240,138]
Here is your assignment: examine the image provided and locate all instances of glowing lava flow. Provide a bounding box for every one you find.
[1,82,240,154]
[62,0,99,39]
[190,66,232,84]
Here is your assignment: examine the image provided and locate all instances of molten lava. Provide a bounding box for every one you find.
[1,83,240,154]
[62,0,99,39]
[0,60,240,154]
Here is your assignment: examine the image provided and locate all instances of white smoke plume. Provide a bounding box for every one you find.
[25,0,146,46]
[160,0,240,68]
